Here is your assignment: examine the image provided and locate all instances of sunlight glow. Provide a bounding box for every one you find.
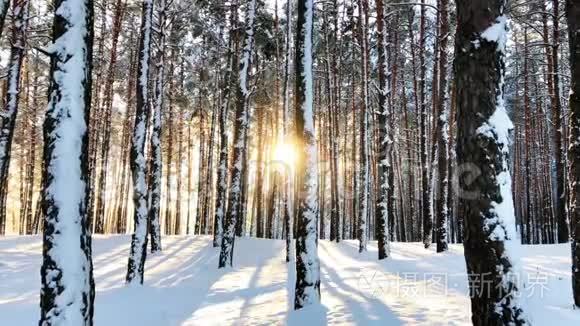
[272,142,296,168]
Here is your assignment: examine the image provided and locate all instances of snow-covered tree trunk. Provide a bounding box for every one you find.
[551,0,569,244]
[148,0,166,253]
[213,1,237,247]
[406,9,420,242]
[237,109,251,236]
[455,1,526,323]
[219,0,256,268]
[294,0,320,310]
[0,0,29,235]
[566,0,580,308]
[435,0,449,253]
[357,0,370,253]
[321,1,340,244]
[126,0,154,285]
[40,0,95,322]
[282,0,293,263]
[375,0,391,260]
[419,0,432,248]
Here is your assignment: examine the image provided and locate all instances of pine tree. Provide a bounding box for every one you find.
[148,0,167,253]
[219,0,257,268]
[0,0,30,235]
[255,108,266,238]
[40,0,95,322]
[94,0,126,234]
[435,0,450,253]
[356,0,370,253]
[282,0,293,263]
[455,0,526,324]
[419,0,432,248]
[213,0,238,248]
[551,0,569,244]
[126,0,154,285]
[23,54,40,235]
[375,0,392,260]
[566,0,580,308]
[294,0,320,310]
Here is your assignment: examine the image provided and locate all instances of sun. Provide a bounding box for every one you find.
[272,142,296,168]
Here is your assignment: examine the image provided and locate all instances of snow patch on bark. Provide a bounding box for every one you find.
[481,15,508,53]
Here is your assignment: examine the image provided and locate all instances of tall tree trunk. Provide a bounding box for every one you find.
[552,0,569,243]
[0,0,29,234]
[455,1,526,324]
[255,109,265,237]
[25,56,39,235]
[357,0,370,253]
[375,0,392,260]
[523,29,533,244]
[566,0,580,308]
[114,40,137,234]
[175,105,184,234]
[213,101,227,242]
[164,45,175,235]
[213,0,238,247]
[419,0,431,248]
[195,99,206,234]
[282,0,293,262]
[322,2,340,243]
[148,0,166,252]
[351,70,358,240]
[267,171,280,239]
[219,0,256,268]
[126,0,154,285]
[94,0,126,234]
[435,0,449,253]
[294,0,320,310]
[237,114,251,236]
[86,0,108,232]
[186,116,193,234]
[407,8,420,241]
[19,67,30,235]
[40,0,95,322]
[202,92,218,235]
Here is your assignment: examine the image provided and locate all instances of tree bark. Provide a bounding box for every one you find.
[435,0,449,253]
[552,0,569,243]
[375,0,392,260]
[566,0,580,308]
[294,0,320,310]
[126,0,154,285]
[219,0,256,268]
[40,0,95,322]
[148,0,167,252]
[0,0,29,234]
[455,1,526,324]
[357,0,370,253]
[282,0,293,262]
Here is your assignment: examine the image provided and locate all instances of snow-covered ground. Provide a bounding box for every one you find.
[1,235,578,325]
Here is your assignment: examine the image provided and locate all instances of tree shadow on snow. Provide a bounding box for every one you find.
[94,237,223,325]
[318,244,404,325]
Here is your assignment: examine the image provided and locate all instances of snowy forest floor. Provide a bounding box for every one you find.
[1,235,579,325]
